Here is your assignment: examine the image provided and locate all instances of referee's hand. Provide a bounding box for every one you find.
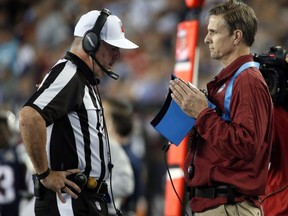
[40,169,82,203]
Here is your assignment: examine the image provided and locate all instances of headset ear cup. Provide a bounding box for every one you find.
[82,9,110,56]
[82,30,100,55]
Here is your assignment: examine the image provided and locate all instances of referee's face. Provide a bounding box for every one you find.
[94,41,120,78]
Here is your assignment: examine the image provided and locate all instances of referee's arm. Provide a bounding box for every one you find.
[19,106,48,175]
[19,106,81,203]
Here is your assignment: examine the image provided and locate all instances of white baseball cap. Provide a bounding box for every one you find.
[74,10,138,49]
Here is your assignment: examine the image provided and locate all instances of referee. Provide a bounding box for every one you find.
[19,9,138,216]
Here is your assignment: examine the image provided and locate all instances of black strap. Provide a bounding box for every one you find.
[187,185,241,204]
[37,168,50,180]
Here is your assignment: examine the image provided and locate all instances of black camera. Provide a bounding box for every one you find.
[253,46,288,109]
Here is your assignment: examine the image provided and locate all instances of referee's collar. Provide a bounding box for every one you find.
[64,51,100,85]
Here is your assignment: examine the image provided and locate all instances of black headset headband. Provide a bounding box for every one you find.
[91,8,111,40]
[82,8,111,56]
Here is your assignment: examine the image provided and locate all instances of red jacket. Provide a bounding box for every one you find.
[262,106,288,216]
[184,55,274,212]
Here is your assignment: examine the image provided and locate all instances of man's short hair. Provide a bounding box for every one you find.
[209,0,258,47]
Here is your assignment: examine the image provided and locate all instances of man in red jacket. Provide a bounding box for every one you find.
[169,0,274,215]
[257,46,288,216]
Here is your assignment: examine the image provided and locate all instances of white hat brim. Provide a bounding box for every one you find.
[103,38,139,49]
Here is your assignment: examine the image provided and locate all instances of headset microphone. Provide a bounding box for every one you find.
[90,55,119,80]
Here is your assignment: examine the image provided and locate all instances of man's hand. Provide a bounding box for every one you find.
[40,169,82,203]
[169,78,208,119]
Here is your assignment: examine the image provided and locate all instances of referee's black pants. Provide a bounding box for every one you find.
[34,189,108,216]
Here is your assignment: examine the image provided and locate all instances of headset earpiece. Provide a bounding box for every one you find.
[82,30,100,55]
[82,8,111,56]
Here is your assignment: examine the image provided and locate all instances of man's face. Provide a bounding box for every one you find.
[94,41,120,78]
[204,15,235,64]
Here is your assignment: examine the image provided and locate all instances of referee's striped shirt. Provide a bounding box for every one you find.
[24,52,109,182]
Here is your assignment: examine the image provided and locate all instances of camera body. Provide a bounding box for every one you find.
[253,46,288,109]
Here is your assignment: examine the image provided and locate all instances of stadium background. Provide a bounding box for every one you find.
[0,0,287,215]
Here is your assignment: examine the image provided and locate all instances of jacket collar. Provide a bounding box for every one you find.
[64,51,100,85]
[216,54,254,82]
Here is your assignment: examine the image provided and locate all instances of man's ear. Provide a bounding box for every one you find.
[233,29,243,46]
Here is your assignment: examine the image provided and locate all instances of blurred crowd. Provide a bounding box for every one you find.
[0,0,287,215]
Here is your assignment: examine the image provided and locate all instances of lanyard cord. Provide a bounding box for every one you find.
[209,61,260,121]
[223,61,260,121]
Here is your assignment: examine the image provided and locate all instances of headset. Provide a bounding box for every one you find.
[82,8,119,80]
[82,8,111,56]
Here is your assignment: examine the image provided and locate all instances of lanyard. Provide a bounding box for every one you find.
[210,61,260,122]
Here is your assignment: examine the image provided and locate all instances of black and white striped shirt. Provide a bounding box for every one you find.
[24,52,109,182]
